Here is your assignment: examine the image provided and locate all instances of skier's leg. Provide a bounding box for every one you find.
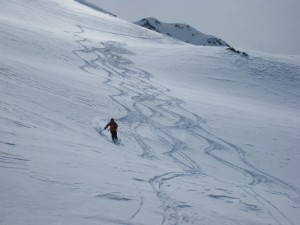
[110,131,114,141]
[111,131,117,142]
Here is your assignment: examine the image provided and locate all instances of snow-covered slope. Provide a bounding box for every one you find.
[74,0,117,17]
[1,1,300,225]
[134,17,230,46]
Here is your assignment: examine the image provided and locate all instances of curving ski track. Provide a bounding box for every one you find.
[72,25,300,225]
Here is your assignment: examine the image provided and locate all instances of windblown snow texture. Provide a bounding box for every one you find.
[1,1,300,225]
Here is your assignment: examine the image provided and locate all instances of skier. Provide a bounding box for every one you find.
[104,118,118,142]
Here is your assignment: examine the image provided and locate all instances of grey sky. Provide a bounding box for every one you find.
[87,0,300,55]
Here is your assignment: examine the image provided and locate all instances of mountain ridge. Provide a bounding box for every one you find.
[74,0,117,17]
[134,17,230,47]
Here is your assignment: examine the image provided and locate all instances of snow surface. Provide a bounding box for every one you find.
[74,0,117,17]
[1,1,300,225]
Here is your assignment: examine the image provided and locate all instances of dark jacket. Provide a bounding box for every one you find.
[105,120,118,132]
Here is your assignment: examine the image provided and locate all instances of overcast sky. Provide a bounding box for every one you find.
[86,0,300,55]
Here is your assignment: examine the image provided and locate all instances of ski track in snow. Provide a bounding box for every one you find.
[70,25,300,225]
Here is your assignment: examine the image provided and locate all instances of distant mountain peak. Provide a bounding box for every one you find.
[134,18,230,47]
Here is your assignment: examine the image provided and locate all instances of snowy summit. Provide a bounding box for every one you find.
[134,17,230,46]
[1,1,300,225]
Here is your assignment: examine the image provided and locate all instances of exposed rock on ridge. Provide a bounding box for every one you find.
[134,18,230,47]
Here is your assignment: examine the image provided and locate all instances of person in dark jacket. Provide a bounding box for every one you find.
[104,118,118,142]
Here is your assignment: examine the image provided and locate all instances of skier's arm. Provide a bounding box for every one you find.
[104,123,110,130]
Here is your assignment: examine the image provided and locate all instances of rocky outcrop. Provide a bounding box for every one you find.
[134,18,230,47]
